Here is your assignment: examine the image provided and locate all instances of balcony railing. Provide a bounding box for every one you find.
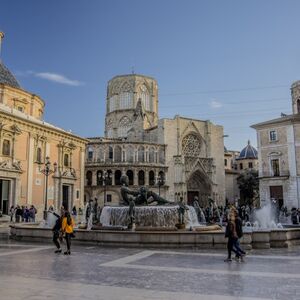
[260,170,290,178]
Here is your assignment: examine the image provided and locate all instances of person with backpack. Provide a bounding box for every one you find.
[61,211,75,255]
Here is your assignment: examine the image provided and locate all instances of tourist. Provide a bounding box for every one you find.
[29,205,36,222]
[72,206,77,216]
[224,212,243,262]
[9,205,14,222]
[52,212,63,253]
[61,211,75,255]
[233,209,246,261]
[15,205,22,223]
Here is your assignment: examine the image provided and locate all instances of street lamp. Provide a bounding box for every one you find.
[38,156,57,220]
[157,173,164,196]
[101,171,111,206]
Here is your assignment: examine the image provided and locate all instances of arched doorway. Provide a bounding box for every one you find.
[186,169,211,206]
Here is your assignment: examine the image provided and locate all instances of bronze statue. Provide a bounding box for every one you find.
[120,174,171,229]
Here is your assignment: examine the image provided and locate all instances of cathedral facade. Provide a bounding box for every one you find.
[85,74,225,206]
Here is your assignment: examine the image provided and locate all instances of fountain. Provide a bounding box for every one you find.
[99,205,202,229]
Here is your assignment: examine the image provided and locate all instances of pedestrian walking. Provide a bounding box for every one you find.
[52,212,63,253]
[9,205,14,222]
[62,211,75,255]
[233,208,246,261]
[224,212,243,262]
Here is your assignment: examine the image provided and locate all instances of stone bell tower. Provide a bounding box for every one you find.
[291,80,300,114]
[104,74,159,138]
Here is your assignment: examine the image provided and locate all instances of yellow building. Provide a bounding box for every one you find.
[0,33,87,218]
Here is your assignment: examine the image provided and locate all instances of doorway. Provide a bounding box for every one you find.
[62,185,70,211]
[187,191,199,205]
[270,186,284,209]
[0,180,10,215]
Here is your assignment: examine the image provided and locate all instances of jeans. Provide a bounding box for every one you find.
[53,231,61,249]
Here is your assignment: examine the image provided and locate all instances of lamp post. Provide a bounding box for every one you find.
[157,174,164,196]
[39,156,57,220]
[102,171,111,206]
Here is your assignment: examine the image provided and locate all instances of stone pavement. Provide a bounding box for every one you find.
[0,240,300,299]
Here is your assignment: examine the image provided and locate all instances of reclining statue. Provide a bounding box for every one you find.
[120,175,171,206]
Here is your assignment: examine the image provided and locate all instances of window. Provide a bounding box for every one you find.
[138,170,145,185]
[119,92,133,109]
[76,190,80,199]
[17,106,24,112]
[126,170,134,185]
[36,147,42,163]
[108,146,113,160]
[64,153,69,167]
[86,171,92,186]
[248,162,253,169]
[224,159,227,166]
[271,159,280,176]
[106,194,112,203]
[239,163,243,170]
[149,171,155,186]
[88,150,93,160]
[2,140,10,156]
[269,130,277,141]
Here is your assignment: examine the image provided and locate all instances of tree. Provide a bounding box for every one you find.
[237,169,259,206]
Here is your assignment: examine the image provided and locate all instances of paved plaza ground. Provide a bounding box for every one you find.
[0,238,300,300]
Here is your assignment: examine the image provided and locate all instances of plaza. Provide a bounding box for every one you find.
[1,238,300,299]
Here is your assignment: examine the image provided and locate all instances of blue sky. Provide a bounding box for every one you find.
[1,0,300,151]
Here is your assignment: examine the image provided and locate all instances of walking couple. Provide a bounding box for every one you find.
[224,208,246,262]
[52,209,75,255]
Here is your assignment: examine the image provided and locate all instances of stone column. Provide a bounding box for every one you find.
[92,170,97,186]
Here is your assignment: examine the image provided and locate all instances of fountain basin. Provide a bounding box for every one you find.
[10,224,300,249]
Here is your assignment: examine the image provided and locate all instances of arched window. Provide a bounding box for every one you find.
[297,99,300,113]
[138,146,145,162]
[119,92,133,109]
[114,146,122,162]
[109,146,113,160]
[106,170,113,185]
[149,170,155,186]
[115,170,122,186]
[64,153,69,167]
[87,146,93,161]
[137,84,150,111]
[118,116,131,137]
[158,171,165,186]
[126,170,134,185]
[36,147,42,163]
[149,147,155,163]
[97,170,103,186]
[126,145,134,163]
[138,170,145,186]
[86,171,92,186]
[2,139,10,156]
[109,95,118,112]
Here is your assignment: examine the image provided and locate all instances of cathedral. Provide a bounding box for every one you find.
[85,74,225,206]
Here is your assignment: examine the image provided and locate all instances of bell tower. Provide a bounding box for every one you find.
[104,74,159,139]
[291,80,300,114]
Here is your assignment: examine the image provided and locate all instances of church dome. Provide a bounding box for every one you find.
[238,140,257,159]
[0,61,20,89]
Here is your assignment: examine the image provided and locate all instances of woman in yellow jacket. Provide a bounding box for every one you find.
[62,211,75,255]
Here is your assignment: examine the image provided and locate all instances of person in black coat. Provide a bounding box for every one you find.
[52,212,63,253]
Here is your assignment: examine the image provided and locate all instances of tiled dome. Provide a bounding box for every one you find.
[0,61,20,88]
[238,140,257,159]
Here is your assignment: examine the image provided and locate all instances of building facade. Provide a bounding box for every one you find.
[0,54,87,217]
[224,141,258,204]
[85,74,226,206]
[252,81,300,209]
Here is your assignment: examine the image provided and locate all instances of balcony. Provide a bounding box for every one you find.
[259,170,290,178]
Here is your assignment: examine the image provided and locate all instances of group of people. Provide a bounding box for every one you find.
[9,205,37,223]
[51,207,75,255]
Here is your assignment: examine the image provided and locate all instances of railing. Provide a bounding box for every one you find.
[260,170,290,177]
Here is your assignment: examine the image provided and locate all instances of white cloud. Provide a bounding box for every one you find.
[210,99,222,109]
[34,72,84,86]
